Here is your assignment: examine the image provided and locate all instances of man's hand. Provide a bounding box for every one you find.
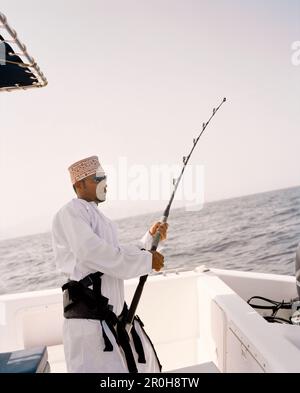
[150,250,164,272]
[149,222,169,241]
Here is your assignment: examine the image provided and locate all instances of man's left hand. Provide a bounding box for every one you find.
[149,222,169,241]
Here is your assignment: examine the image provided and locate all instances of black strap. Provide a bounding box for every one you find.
[134,315,162,372]
[83,273,120,353]
[116,320,138,373]
[62,280,97,311]
[100,320,114,352]
[119,303,146,366]
[131,322,146,363]
[80,271,103,288]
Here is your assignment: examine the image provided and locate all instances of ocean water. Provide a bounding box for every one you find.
[0,186,300,295]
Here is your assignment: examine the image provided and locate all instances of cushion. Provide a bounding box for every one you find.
[0,346,49,373]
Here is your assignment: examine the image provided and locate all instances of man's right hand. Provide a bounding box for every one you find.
[150,250,164,271]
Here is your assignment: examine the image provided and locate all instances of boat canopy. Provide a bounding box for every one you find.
[0,12,47,92]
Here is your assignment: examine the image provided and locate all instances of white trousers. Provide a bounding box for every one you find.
[63,318,161,373]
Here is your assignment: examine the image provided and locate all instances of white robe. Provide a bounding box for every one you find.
[52,198,161,373]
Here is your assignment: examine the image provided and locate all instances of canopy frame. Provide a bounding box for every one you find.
[0,12,47,92]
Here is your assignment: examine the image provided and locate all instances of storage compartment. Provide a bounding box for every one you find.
[226,325,265,373]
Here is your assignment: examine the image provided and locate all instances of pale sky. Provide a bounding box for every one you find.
[0,0,299,240]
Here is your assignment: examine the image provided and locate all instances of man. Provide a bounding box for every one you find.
[52,155,168,373]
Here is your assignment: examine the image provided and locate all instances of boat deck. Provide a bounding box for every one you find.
[47,345,66,373]
[46,344,219,373]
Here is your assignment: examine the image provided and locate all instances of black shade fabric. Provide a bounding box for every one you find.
[0,34,37,88]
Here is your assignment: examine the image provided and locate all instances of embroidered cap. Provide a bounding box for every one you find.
[68,155,104,184]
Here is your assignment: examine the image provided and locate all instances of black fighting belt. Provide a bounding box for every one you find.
[62,272,161,373]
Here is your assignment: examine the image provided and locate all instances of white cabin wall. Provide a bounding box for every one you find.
[0,290,63,352]
[214,269,297,303]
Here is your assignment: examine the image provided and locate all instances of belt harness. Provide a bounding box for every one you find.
[62,272,161,373]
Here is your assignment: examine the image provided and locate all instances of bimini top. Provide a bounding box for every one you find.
[0,12,47,92]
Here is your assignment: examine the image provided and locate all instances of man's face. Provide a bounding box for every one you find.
[75,173,107,204]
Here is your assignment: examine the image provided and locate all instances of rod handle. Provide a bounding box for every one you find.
[150,216,168,251]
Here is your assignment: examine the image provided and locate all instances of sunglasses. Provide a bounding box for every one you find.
[91,175,107,184]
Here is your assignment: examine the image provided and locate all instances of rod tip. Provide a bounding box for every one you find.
[223,97,227,102]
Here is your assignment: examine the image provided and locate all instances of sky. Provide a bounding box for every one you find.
[0,0,299,240]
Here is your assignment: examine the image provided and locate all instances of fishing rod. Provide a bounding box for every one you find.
[126,97,227,332]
